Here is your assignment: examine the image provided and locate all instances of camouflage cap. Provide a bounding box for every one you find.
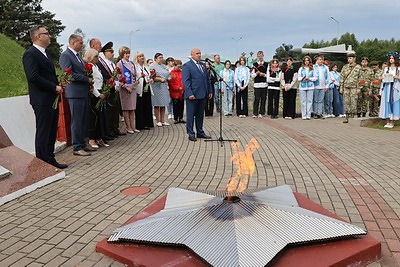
[370,61,379,66]
[347,53,356,57]
[361,57,369,62]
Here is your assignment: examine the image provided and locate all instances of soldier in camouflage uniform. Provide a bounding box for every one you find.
[357,57,373,117]
[369,61,383,117]
[339,53,362,123]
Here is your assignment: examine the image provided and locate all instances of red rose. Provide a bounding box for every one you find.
[85,63,93,70]
[141,73,146,77]
[119,77,126,83]
[65,68,72,74]
[150,69,156,75]
[115,67,121,74]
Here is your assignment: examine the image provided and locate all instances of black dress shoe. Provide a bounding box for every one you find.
[197,134,211,139]
[117,131,126,136]
[143,127,150,130]
[179,120,186,123]
[188,136,197,142]
[84,146,97,152]
[103,136,114,141]
[49,161,68,169]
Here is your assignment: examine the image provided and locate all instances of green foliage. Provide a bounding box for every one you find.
[296,32,400,66]
[0,0,65,62]
[0,33,28,98]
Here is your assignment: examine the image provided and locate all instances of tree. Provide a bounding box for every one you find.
[0,0,65,62]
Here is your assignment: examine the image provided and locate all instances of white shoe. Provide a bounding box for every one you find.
[162,122,170,126]
[284,116,292,120]
[387,124,394,128]
[168,114,173,119]
[156,122,162,127]
[258,114,263,118]
[302,117,306,120]
[384,124,390,128]
[252,115,257,118]
[120,116,124,122]
[153,116,156,120]
[242,115,246,118]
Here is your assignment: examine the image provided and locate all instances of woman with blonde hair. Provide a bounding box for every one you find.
[83,48,109,148]
[133,51,154,130]
[116,46,139,134]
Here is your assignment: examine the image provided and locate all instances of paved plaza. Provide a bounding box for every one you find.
[0,115,399,266]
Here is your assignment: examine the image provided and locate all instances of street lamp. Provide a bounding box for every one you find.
[129,29,141,52]
[231,37,242,60]
[329,17,339,45]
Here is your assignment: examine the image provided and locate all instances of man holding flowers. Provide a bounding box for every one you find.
[60,34,94,156]
[22,25,68,169]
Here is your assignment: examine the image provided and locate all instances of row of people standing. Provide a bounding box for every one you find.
[209,51,299,120]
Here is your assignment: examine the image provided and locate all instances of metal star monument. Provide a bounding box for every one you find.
[108,185,366,267]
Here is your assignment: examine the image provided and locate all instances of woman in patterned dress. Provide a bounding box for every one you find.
[149,53,171,126]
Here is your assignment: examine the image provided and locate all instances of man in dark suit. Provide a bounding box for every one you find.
[94,41,125,139]
[60,34,94,156]
[182,48,213,142]
[22,25,67,169]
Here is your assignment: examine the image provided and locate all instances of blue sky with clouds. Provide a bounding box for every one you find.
[42,0,399,62]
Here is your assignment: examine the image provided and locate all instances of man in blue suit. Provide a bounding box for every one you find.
[22,25,67,169]
[60,34,94,156]
[182,48,213,142]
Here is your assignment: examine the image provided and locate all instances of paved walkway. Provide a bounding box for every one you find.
[0,115,399,266]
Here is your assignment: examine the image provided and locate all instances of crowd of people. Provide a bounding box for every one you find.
[23,25,400,167]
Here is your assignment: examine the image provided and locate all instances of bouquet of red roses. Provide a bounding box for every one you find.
[95,78,116,110]
[84,63,94,90]
[53,68,74,109]
[143,69,156,93]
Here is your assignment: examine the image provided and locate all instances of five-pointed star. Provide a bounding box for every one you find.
[109,185,366,267]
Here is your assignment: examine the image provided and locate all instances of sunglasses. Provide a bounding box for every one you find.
[39,32,50,36]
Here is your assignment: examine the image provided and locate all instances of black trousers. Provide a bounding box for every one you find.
[204,85,214,116]
[267,89,280,117]
[136,91,154,130]
[236,87,248,116]
[172,98,184,121]
[253,87,267,116]
[88,95,108,140]
[282,88,297,118]
[106,91,121,135]
[32,104,59,163]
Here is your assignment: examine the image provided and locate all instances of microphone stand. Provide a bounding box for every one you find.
[204,61,237,146]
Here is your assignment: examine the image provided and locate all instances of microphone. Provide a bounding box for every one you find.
[205,58,213,64]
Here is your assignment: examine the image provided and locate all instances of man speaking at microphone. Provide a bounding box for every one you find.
[182,48,213,142]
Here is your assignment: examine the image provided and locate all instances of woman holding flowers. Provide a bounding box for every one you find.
[83,48,109,148]
[133,51,154,130]
[149,53,171,127]
[116,46,139,134]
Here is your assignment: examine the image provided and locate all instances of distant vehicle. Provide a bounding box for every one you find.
[289,44,355,55]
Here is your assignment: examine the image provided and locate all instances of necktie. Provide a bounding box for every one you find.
[197,63,203,73]
[110,62,115,71]
[76,53,82,64]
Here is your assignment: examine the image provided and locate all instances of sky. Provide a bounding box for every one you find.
[41,0,399,63]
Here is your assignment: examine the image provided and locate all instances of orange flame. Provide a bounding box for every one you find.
[226,138,260,193]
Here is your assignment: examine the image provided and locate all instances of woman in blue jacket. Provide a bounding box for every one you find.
[220,60,235,116]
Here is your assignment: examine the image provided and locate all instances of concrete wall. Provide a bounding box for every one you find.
[0,95,36,154]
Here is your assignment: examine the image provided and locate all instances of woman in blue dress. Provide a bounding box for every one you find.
[379,52,400,128]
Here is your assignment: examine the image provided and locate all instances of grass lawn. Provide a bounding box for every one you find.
[0,34,28,98]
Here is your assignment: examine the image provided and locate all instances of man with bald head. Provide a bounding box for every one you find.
[182,48,213,141]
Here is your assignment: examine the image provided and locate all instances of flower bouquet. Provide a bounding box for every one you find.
[53,68,74,109]
[143,69,156,93]
[84,63,94,91]
[95,78,116,110]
